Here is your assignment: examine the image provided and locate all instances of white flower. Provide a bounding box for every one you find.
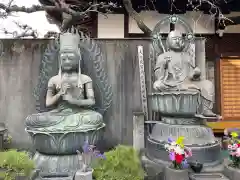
[174,146,184,154]
[228,144,233,150]
[164,144,170,150]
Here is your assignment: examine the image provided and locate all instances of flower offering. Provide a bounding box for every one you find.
[227,132,240,168]
[164,136,192,169]
[77,141,106,172]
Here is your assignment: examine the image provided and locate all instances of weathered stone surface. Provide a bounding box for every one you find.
[75,170,93,180]
[133,112,145,151]
[164,166,189,180]
[189,173,229,180]
[223,164,240,180]
[141,155,164,180]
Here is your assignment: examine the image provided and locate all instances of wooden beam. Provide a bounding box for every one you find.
[127,33,215,38]
[215,56,221,115]
[91,12,98,38]
[124,11,129,38]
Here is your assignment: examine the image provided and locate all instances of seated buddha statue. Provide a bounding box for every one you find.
[153,30,217,117]
[25,31,103,132]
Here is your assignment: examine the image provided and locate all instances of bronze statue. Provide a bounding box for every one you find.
[153,30,216,117]
[25,30,103,132]
[145,16,222,174]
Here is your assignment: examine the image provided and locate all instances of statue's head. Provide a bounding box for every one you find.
[59,29,81,71]
[166,30,185,51]
[60,50,79,71]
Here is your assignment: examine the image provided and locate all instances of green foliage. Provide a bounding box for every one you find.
[229,155,240,168]
[0,149,34,180]
[93,145,145,180]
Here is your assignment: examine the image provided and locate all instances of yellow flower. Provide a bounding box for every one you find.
[231,132,239,138]
[176,136,184,148]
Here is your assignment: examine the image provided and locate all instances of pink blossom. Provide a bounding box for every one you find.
[230,151,237,156]
[232,144,238,150]
[235,148,240,157]
[184,149,192,158]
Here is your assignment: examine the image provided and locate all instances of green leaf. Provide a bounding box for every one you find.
[0,149,34,180]
[93,145,145,180]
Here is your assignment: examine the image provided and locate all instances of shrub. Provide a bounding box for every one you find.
[93,145,145,180]
[0,149,34,180]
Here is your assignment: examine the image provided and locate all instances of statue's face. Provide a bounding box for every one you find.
[60,52,79,71]
[167,31,185,51]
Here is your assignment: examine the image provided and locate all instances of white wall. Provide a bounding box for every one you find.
[97,11,240,38]
[98,14,124,38]
[225,12,240,33]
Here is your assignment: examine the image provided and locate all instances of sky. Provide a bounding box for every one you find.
[0,0,60,38]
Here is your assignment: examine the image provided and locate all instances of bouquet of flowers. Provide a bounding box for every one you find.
[227,132,240,168]
[164,136,192,169]
[77,141,106,172]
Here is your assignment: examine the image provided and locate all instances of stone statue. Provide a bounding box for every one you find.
[25,30,103,132]
[153,30,216,117]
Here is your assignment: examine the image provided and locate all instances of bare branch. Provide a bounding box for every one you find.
[0,2,114,17]
[187,0,234,26]
[0,1,116,32]
[1,21,38,39]
[123,0,152,35]
[44,31,59,38]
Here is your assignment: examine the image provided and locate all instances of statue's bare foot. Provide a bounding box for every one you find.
[203,109,217,117]
[153,81,168,91]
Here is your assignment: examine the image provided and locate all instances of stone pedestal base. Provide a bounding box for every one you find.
[33,152,80,176]
[147,122,222,167]
[26,124,105,155]
[142,155,227,180]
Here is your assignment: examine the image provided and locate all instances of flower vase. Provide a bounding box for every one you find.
[189,161,203,173]
[164,166,189,180]
[75,169,93,180]
[224,163,240,180]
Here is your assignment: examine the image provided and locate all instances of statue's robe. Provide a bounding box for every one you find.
[25,74,103,132]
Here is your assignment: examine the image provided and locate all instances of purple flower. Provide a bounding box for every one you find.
[182,159,189,168]
[169,152,175,161]
[82,141,90,153]
[82,141,95,153]
[94,150,106,159]
[96,153,106,159]
[168,137,173,143]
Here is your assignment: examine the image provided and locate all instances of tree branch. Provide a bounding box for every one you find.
[1,21,38,38]
[0,1,115,17]
[0,1,115,32]
[123,0,152,36]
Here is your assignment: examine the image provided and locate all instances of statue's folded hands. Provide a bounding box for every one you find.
[62,94,95,106]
